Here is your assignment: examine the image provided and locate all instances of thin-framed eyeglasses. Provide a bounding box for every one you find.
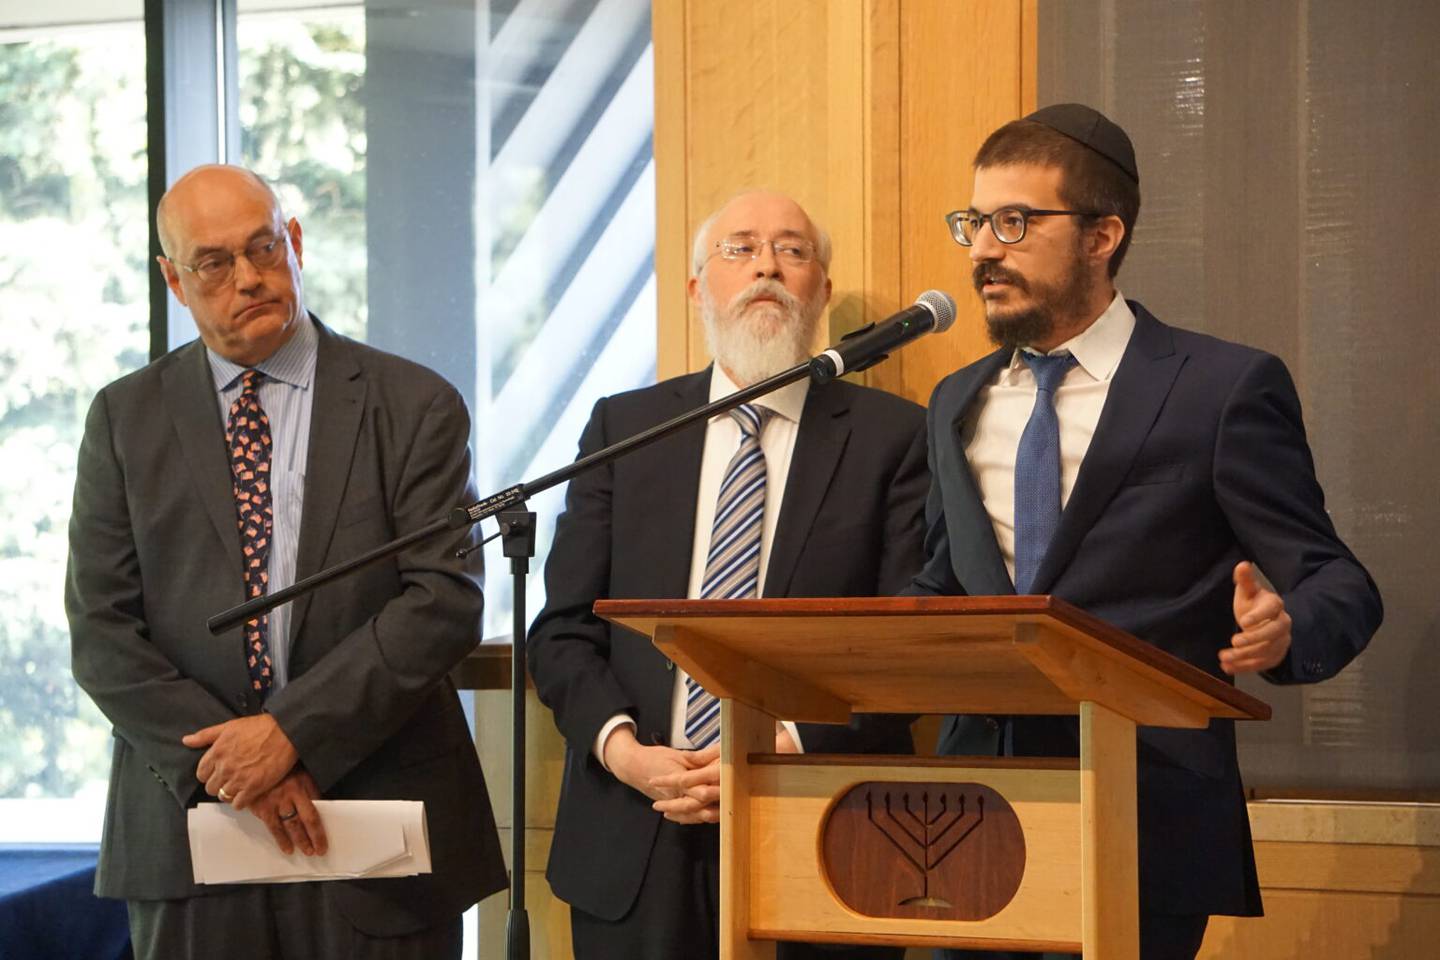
[168,229,291,290]
[945,206,1103,246]
[707,233,817,266]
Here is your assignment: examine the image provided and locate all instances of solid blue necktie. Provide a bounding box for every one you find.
[684,404,772,749]
[1012,352,1076,595]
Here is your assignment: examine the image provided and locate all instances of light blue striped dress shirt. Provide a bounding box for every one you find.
[206,316,318,691]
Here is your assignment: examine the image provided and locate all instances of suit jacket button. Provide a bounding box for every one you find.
[235,694,247,709]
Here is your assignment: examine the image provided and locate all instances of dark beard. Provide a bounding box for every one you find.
[974,247,1093,350]
[985,305,1053,351]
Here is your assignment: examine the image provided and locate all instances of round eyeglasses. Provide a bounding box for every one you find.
[169,230,291,290]
[945,206,1102,246]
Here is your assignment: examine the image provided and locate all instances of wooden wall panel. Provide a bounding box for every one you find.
[869,0,1037,404]
[655,0,1038,404]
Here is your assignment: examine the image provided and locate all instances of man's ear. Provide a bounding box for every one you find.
[287,217,304,269]
[1088,214,1125,267]
[687,274,701,307]
[156,256,188,307]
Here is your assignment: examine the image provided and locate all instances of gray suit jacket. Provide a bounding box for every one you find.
[66,318,506,935]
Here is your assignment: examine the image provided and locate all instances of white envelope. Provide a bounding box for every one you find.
[188,800,432,884]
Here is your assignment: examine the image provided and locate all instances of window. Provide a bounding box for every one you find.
[0,0,148,841]
[234,0,657,639]
[1,0,656,847]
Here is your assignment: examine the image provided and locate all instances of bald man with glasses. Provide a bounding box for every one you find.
[67,164,506,960]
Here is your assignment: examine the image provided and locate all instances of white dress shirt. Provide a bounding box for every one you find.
[961,293,1136,582]
[594,365,808,765]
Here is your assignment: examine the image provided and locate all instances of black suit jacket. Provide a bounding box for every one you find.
[66,319,506,935]
[527,369,929,920]
[910,302,1382,916]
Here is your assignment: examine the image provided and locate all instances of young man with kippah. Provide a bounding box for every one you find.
[909,104,1383,960]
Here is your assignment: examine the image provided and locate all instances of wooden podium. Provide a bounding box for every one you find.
[596,595,1270,959]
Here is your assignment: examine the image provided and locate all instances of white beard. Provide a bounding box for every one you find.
[700,279,824,387]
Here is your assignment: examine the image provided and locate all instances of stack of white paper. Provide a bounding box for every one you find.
[188,800,432,884]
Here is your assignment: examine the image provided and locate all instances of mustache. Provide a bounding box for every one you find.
[729,279,802,315]
[972,262,1028,294]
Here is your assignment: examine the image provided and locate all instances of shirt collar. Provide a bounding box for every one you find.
[708,363,809,425]
[1009,291,1135,383]
[207,313,318,393]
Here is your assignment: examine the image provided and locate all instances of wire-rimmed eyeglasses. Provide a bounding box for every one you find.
[167,229,291,289]
[707,233,817,266]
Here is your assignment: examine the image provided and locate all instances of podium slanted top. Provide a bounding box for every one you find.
[595,595,1269,729]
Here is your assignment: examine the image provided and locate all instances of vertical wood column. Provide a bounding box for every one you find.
[720,697,778,960]
[1079,700,1139,960]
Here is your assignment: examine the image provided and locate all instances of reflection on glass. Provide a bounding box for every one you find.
[0,4,147,840]
[238,4,367,341]
[235,1,658,641]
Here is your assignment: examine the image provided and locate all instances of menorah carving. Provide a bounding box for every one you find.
[866,788,984,908]
[822,779,1026,921]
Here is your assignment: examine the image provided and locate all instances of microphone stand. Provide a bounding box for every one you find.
[208,356,824,960]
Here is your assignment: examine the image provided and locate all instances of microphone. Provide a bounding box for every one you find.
[809,290,956,382]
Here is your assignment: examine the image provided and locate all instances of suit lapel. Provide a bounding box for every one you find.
[163,343,245,576]
[289,323,366,640]
[1030,305,1184,593]
[646,372,709,599]
[763,381,848,598]
[945,350,1016,596]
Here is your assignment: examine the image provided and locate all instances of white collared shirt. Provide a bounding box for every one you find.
[961,292,1137,583]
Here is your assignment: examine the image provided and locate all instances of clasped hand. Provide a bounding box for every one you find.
[604,725,798,825]
[183,713,298,808]
[183,713,326,856]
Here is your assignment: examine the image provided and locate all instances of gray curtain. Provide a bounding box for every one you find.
[1038,0,1440,795]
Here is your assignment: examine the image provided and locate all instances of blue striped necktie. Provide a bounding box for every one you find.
[684,404,773,749]
[1013,352,1076,595]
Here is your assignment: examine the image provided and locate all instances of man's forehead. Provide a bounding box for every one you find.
[969,163,1066,206]
[170,200,281,253]
[163,170,280,249]
[712,194,816,239]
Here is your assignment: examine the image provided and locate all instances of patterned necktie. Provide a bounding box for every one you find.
[684,404,773,749]
[1012,352,1077,595]
[227,369,274,698]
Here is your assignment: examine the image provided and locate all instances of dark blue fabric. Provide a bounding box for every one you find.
[0,846,131,960]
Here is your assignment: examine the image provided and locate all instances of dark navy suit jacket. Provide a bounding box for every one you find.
[909,302,1382,916]
[528,369,929,921]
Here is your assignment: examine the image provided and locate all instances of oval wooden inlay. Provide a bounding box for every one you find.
[820,781,1026,920]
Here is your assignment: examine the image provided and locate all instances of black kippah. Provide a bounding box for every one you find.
[1023,103,1139,184]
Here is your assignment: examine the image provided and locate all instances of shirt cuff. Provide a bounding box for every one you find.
[594,713,637,770]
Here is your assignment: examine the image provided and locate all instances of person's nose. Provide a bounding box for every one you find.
[232,252,263,291]
[752,240,782,280]
[968,218,1005,265]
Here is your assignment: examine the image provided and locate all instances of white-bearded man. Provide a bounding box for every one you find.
[528,190,929,959]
